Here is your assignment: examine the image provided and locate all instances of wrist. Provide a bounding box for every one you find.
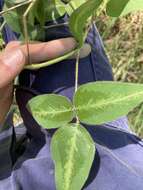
[0,85,13,125]
[0,96,13,125]
[0,83,13,100]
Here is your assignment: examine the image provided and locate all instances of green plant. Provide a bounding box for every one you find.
[1,0,143,189]
[96,11,143,138]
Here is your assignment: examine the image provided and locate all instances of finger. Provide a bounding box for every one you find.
[0,38,76,88]
[0,48,25,88]
[21,37,77,63]
[5,41,21,52]
[68,43,91,59]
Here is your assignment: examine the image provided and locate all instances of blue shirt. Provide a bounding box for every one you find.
[0,1,143,189]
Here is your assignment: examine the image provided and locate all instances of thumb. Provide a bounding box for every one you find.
[0,48,25,88]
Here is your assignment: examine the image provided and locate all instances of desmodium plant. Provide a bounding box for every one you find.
[1,0,143,190]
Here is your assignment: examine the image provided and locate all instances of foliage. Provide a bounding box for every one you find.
[96,12,143,137]
[51,124,95,190]
[28,94,74,129]
[74,82,143,125]
[107,0,143,17]
[2,0,143,189]
[27,81,143,190]
[69,0,102,47]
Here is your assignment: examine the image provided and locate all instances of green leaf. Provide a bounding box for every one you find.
[3,5,21,33]
[66,0,87,16]
[32,0,46,26]
[45,0,66,21]
[27,94,74,129]
[69,0,102,47]
[4,0,46,40]
[51,124,95,190]
[62,0,71,4]
[69,0,87,7]
[3,1,36,38]
[9,0,27,4]
[106,0,143,17]
[74,81,143,125]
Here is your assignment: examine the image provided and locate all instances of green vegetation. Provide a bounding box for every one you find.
[97,12,143,137]
[1,1,143,188]
[1,12,143,138]
[1,13,143,137]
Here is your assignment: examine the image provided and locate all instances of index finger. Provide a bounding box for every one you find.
[0,37,76,88]
[21,37,76,63]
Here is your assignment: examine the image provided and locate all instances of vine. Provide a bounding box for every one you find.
[1,0,143,190]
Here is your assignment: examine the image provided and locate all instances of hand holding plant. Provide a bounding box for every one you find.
[0,38,77,124]
[1,0,143,190]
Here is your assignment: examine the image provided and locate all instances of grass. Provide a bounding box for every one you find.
[97,12,143,138]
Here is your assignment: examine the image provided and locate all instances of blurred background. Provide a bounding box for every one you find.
[1,12,143,138]
[97,12,143,138]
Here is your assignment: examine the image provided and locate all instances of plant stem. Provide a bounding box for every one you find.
[0,21,6,32]
[75,50,80,124]
[69,1,75,11]
[24,49,78,70]
[75,50,80,93]
[96,0,109,17]
[43,22,69,30]
[23,0,38,65]
[0,0,33,16]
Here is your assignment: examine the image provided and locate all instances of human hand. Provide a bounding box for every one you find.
[0,38,91,124]
[0,38,76,124]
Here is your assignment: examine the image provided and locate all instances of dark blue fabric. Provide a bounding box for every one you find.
[0,0,17,43]
[0,1,143,190]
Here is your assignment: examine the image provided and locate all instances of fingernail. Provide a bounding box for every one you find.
[68,43,91,60]
[79,43,92,58]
